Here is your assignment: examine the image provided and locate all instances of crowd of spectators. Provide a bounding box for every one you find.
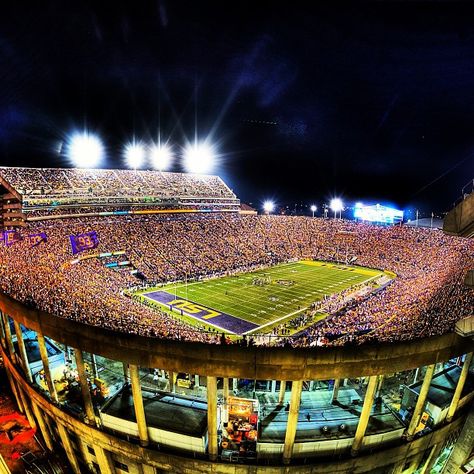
[0,167,237,204]
[0,213,472,347]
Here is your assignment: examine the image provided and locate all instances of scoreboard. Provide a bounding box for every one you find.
[354,203,404,224]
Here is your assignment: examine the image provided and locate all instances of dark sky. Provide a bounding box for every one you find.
[1,1,474,214]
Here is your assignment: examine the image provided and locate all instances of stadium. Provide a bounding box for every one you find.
[0,166,473,474]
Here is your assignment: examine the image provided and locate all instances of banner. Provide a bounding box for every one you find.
[3,230,22,246]
[70,231,99,255]
[27,232,47,247]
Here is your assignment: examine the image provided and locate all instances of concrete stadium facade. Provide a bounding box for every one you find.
[1,291,473,474]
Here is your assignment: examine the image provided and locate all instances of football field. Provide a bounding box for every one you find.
[139,261,384,335]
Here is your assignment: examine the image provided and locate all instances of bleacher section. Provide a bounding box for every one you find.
[0,167,240,227]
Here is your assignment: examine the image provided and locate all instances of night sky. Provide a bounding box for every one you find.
[1,2,474,214]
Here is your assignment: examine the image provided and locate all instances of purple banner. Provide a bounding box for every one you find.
[28,232,47,247]
[70,231,99,255]
[4,230,22,247]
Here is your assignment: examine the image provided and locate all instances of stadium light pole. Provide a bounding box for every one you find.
[310,205,317,218]
[330,198,343,220]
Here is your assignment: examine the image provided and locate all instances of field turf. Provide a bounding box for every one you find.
[140,261,383,335]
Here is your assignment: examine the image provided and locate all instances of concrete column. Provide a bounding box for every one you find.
[331,378,341,404]
[5,369,24,413]
[223,377,229,423]
[13,321,32,383]
[419,443,442,474]
[142,465,156,474]
[57,423,81,474]
[16,386,37,430]
[351,375,378,456]
[412,367,420,384]
[31,402,54,451]
[408,451,425,472]
[391,459,407,474]
[167,371,176,392]
[232,377,238,392]
[0,310,5,347]
[278,380,286,405]
[129,364,149,447]
[375,374,385,399]
[91,353,98,378]
[42,411,56,443]
[94,445,114,474]
[195,374,200,387]
[73,348,96,426]
[271,380,277,393]
[446,352,473,423]
[442,403,474,473]
[282,380,303,465]
[207,375,218,461]
[405,364,435,440]
[37,333,58,403]
[122,362,129,383]
[2,314,15,357]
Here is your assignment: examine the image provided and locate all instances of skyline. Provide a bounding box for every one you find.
[1,2,474,212]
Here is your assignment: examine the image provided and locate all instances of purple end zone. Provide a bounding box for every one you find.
[144,290,259,335]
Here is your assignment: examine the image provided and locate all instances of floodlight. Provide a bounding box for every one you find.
[67,132,104,168]
[330,198,343,213]
[150,143,173,171]
[183,141,214,174]
[124,142,145,169]
[310,205,317,212]
[263,200,275,214]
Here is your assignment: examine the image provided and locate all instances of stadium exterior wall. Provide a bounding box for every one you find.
[1,292,473,473]
[0,292,471,381]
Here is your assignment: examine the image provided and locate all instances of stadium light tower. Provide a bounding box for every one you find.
[330,198,343,219]
[263,200,275,215]
[149,143,173,171]
[183,141,214,174]
[310,205,317,217]
[124,141,145,170]
[67,131,104,168]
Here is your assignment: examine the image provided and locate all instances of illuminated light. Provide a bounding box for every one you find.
[124,142,145,169]
[183,141,214,174]
[354,203,404,224]
[149,143,173,171]
[355,202,363,209]
[310,205,317,212]
[330,198,343,213]
[263,200,275,214]
[67,132,104,168]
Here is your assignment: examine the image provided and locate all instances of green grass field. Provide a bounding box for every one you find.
[140,261,384,335]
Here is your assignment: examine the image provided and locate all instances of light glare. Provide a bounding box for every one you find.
[67,132,104,168]
[183,142,214,174]
[330,198,343,213]
[263,200,275,213]
[150,144,173,171]
[124,142,145,169]
[310,205,317,212]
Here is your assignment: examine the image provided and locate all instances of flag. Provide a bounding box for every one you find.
[27,232,47,247]
[3,230,22,247]
[70,231,99,255]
